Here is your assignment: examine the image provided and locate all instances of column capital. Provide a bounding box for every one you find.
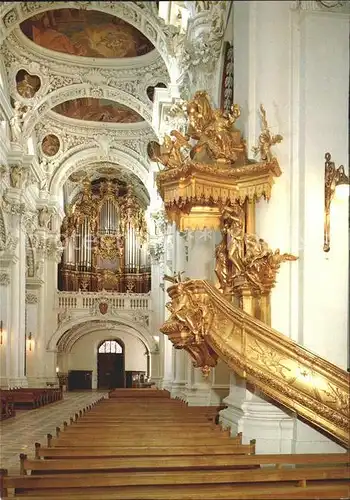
[0,271,11,286]
[25,291,38,304]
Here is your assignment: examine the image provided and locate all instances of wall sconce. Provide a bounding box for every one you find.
[324,152,349,252]
[0,320,4,345]
[27,332,34,352]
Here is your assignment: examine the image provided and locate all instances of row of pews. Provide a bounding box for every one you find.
[0,393,15,421]
[0,388,349,499]
[0,387,62,415]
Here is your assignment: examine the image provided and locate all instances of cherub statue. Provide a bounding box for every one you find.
[10,101,27,143]
[9,165,27,189]
[147,131,190,169]
[252,104,283,162]
[38,207,51,228]
[186,92,245,164]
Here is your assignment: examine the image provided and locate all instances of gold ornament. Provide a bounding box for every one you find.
[149,92,282,232]
[161,279,349,446]
[252,104,283,162]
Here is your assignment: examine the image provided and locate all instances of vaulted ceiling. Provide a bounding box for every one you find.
[1,1,171,209]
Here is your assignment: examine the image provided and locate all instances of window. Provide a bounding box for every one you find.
[98,340,123,354]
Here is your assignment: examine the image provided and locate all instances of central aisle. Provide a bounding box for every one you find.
[0,391,106,473]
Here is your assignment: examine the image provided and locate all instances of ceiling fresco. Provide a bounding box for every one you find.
[53,98,144,123]
[20,8,155,58]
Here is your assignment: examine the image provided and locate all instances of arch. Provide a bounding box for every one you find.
[66,164,150,208]
[49,146,150,197]
[48,315,156,353]
[0,2,173,74]
[23,83,154,138]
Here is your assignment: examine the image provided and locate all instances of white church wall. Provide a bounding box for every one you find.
[234,0,349,366]
[298,11,349,369]
[220,0,349,454]
[67,330,147,389]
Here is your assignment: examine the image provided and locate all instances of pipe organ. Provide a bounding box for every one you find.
[59,179,150,293]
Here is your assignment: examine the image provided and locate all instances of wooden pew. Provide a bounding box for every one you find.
[2,390,41,409]
[0,388,62,410]
[108,388,170,398]
[1,392,348,500]
[1,467,349,499]
[0,394,16,420]
[34,441,256,459]
[20,450,350,475]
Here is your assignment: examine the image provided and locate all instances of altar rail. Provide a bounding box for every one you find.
[56,292,151,311]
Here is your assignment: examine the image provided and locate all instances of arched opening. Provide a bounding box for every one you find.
[97,338,125,389]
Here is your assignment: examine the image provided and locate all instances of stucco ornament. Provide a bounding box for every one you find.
[0,233,19,253]
[175,1,228,96]
[149,240,165,263]
[291,0,349,10]
[0,273,11,286]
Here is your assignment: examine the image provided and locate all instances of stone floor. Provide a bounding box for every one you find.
[0,391,107,474]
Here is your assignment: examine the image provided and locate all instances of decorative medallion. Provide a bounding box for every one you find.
[16,69,41,99]
[41,134,60,157]
[99,301,108,315]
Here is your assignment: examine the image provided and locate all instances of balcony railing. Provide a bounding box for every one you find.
[56,291,151,311]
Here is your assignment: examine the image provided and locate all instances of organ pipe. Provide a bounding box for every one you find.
[59,180,151,292]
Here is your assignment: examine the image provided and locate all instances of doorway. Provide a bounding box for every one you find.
[97,339,125,389]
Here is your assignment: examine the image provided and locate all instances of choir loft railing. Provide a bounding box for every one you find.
[56,291,151,311]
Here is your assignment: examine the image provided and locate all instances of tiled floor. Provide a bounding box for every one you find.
[0,391,107,474]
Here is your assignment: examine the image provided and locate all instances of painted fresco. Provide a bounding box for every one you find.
[42,134,60,156]
[20,8,154,58]
[53,98,144,123]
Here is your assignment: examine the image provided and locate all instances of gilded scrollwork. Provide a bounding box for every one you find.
[161,279,349,445]
[162,274,217,375]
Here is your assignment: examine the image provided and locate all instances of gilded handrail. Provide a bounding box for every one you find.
[161,279,349,446]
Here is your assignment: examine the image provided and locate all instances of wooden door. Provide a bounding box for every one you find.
[68,370,92,391]
[97,353,125,389]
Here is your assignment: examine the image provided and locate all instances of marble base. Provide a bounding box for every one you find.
[220,391,346,454]
[161,378,173,391]
[27,376,59,388]
[150,376,162,389]
[170,381,186,399]
[7,377,28,388]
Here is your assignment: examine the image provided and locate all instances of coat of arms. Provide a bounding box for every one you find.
[99,301,108,315]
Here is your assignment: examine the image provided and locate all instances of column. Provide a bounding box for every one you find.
[186,230,216,280]
[183,230,217,404]
[25,290,39,386]
[0,272,10,387]
[171,349,187,399]
[8,218,27,387]
[40,250,62,384]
